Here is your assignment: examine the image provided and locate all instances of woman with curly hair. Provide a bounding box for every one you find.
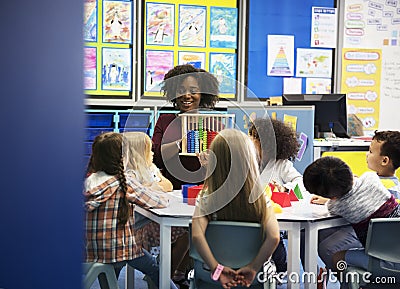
[152,64,219,190]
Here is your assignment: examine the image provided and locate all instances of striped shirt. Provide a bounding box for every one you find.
[84,172,168,263]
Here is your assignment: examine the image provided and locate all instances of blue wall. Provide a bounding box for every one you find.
[247,0,335,99]
[0,1,84,289]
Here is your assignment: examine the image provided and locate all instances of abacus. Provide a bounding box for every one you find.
[179,112,235,155]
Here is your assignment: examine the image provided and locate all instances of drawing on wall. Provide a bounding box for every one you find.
[84,47,97,90]
[145,50,174,92]
[178,5,206,47]
[84,0,97,42]
[311,7,337,48]
[267,35,294,76]
[209,6,238,49]
[296,48,332,78]
[103,0,132,44]
[209,53,237,94]
[178,51,205,69]
[102,47,131,91]
[146,2,174,46]
[306,78,332,94]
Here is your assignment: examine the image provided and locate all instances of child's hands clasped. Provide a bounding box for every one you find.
[217,266,257,288]
[310,194,329,205]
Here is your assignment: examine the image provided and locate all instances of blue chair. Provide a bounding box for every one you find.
[82,262,120,289]
[346,218,400,289]
[189,221,276,289]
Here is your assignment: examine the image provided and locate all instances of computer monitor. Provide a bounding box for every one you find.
[282,94,349,138]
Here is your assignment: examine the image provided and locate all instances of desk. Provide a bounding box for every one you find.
[132,191,348,289]
[313,139,370,160]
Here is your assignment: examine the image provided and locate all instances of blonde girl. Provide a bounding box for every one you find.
[192,129,280,288]
[123,131,173,192]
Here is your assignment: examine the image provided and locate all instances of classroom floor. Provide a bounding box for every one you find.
[88,251,343,289]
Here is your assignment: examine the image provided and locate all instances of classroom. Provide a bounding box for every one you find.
[1,1,399,289]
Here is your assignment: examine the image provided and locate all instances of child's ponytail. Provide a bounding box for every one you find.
[117,156,130,226]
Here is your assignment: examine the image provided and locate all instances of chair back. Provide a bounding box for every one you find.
[366,217,400,279]
[189,220,263,269]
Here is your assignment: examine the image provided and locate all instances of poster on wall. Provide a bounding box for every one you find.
[101,47,132,91]
[209,6,238,49]
[178,5,206,47]
[103,0,132,44]
[145,50,174,92]
[296,48,332,78]
[311,7,337,48]
[146,2,174,46]
[209,53,237,94]
[343,0,400,48]
[306,78,332,94]
[341,48,382,134]
[267,35,294,76]
[178,51,205,69]
[84,0,97,42]
[84,47,97,90]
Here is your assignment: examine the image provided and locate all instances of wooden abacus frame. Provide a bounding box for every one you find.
[179,112,235,156]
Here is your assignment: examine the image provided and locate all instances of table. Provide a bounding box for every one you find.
[131,191,348,289]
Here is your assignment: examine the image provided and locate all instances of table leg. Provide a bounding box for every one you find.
[304,223,318,289]
[159,224,172,289]
[125,265,135,289]
[286,223,301,289]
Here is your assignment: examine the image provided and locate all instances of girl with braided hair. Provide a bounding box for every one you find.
[84,132,178,289]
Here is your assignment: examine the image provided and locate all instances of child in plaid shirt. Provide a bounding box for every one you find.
[84,132,178,289]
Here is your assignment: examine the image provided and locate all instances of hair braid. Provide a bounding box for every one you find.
[117,156,130,226]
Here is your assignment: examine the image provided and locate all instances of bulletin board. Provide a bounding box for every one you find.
[84,0,135,98]
[142,0,238,100]
[339,0,400,133]
[246,0,335,100]
[227,106,315,174]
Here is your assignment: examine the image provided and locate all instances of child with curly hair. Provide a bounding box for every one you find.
[248,118,307,273]
[248,118,306,196]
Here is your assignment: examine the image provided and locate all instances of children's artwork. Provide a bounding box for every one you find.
[296,48,332,78]
[178,5,206,47]
[103,0,132,44]
[146,2,174,46]
[145,50,174,92]
[267,35,295,76]
[178,51,205,69]
[84,47,97,90]
[209,6,238,49]
[102,48,131,91]
[306,77,332,94]
[209,53,237,94]
[84,0,97,42]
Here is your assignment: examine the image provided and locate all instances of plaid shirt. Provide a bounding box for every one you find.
[84,173,168,263]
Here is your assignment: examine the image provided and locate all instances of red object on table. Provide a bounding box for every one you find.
[271,192,292,207]
[187,185,203,205]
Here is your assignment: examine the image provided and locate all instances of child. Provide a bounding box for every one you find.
[122,131,189,288]
[303,156,400,272]
[123,131,173,192]
[248,118,307,273]
[192,129,280,288]
[367,130,400,199]
[84,132,178,289]
[248,118,307,195]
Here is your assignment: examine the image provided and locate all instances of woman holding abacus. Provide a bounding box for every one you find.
[152,64,219,190]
